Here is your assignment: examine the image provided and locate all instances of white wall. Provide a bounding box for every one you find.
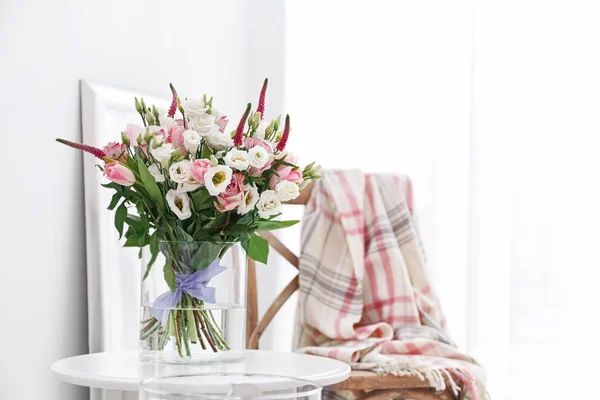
[0,1,257,399]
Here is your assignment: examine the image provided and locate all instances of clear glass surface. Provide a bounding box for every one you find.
[139,373,322,400]
[140,242,247,364]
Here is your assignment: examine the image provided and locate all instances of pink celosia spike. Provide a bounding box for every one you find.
[233,103,252,147]
[276,115,290,152]
[168,83,178,118]
[256,78,268,119]
[56,138,106,160]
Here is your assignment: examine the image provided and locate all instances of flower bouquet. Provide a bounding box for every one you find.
[57,79,321,363]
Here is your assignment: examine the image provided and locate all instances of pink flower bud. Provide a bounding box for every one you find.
[105,162,136,186]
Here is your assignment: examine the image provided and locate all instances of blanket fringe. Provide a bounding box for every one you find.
[373,365,490,400]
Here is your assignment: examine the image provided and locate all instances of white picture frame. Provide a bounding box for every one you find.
[80,81,168,400]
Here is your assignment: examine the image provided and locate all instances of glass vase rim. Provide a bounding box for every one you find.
[139,373,322,399]
[158,240,242,245]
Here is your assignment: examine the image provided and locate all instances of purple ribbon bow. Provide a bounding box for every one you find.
[149,259,226,324]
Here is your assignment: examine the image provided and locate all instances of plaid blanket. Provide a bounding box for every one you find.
[294,170,487,400]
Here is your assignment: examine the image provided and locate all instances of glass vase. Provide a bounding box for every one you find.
[139,373,322,400]
[140,241,247,364]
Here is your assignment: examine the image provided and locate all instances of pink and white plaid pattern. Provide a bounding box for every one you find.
[294,170,487,400]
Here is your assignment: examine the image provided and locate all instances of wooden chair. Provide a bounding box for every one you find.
[245,184,463,400]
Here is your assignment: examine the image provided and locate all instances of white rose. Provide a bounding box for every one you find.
[181,98,208,118]
[177,180,201,193]
[151,143,175,167]
[224,149,250,171]
[183,129,202,154]
[247,146,270,169]
[205,131,234,151]
[166,189,192,220]
[169,160,191,184]
[148,163,165,183]
[256,190,282,219]
[275,180,300,202]
[188,114,219,137]
[238,184,259,215]
[204,165,233,195]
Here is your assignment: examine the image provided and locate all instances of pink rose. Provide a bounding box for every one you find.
[125,124,144,146]
[216,116,229,133]
[190,159,211,184]
[103,142,127,162]
[215,173,245,212]
[269,165,303,189]
[105,162,136,186]
[167,125,187,156]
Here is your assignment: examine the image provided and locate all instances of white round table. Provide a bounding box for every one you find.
[52,350,350,395]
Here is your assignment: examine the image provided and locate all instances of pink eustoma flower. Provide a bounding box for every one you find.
[190,159,211,185]
[215,173,245,212]
[103,142,127,162]
[125,124,144,147]
[105,162,136,186]
[268,153,303,188]
[168,125,187,156]
[216,116,229,133]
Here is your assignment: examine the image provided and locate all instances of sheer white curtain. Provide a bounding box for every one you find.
[285,1,600,398]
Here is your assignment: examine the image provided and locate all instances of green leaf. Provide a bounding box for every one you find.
[143,232,160,280]
[123,232,150,247]
[107,192,122,210]
[191,187,213,211]
[175,226,194,242]
[126,153,140,174]
[256,219,300,231]
[102,182,123,191]
[114,202,127,238]
[163,256,176,291]
[204,213,228,229]
[241,234,269,264]
[137,157,165,212]
[275,159,299,169]
[190,243,222,271]
[200,144,214,160]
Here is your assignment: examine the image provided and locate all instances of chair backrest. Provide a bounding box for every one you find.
[245,183,313,349]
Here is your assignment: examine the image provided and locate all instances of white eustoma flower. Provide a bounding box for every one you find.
[247,146,270,169]
[183,129,202,154]
[166,189,192,220]
[160,115,177,132]
[188,114,220,137]
[151,134,165,149]
[224,148,250,171]
[169,160,192,184]
[254,119,268,140]
[181,98,208,118]
[210,107,224,121]
[151,143,175,168]
[256,190,282,218]
[205,131,234,151]
[204,165,233,195]
[148,163,165,183]
[275,180,300,202]
[178,180,201,193]
[238,184,260,215]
